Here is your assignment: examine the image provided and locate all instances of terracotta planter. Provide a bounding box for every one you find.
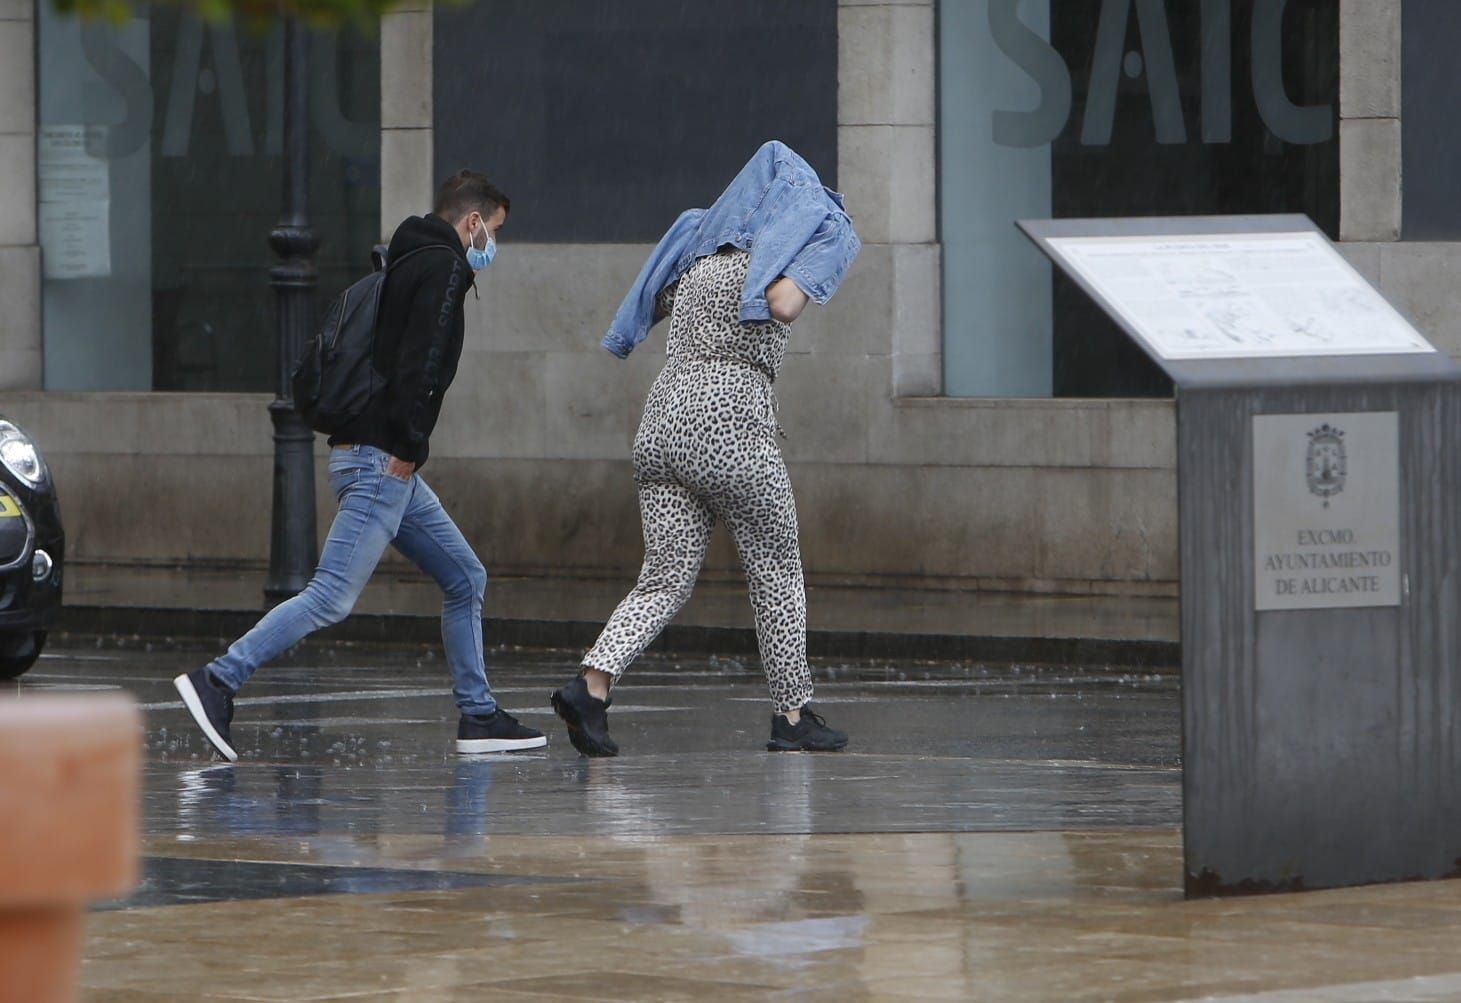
[0,695,141,1003]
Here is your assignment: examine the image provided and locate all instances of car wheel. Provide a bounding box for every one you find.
[0,630,46,680]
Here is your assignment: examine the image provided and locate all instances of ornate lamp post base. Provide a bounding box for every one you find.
[264,400,317,600]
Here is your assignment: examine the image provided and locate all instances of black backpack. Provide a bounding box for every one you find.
[291,243,456,435]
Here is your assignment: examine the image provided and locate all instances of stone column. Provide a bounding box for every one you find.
[0,0,41,390]
[1335,1,1461,361]
[381,0,434,237]
[837,0,941,397]
[1339,0,1402,241]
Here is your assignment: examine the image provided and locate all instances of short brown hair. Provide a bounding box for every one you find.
[434,170,511,223]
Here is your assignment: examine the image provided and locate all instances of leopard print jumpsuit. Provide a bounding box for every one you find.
[583,247,815,713]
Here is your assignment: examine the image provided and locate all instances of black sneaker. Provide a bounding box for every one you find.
[456,709,548,754]
[173,667,238,763]
[767,706,848,752]
[550,676,618,757]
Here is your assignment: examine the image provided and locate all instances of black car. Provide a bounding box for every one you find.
[0,417,63,679]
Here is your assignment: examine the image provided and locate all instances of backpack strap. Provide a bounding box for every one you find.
[371,242,465,350]
[380,242,459,271]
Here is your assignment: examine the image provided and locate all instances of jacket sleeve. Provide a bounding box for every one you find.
[739,205,827,323]
[735,141,846,323]
[385,252,468,461]
[602,209,705,358]
[781,212,862,306]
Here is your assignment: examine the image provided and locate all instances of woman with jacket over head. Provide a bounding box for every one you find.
[551,141,862,757]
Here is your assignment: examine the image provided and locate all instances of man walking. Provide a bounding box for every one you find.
[175,171,545,760]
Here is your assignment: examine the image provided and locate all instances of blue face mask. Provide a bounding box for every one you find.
[466,220,496,272]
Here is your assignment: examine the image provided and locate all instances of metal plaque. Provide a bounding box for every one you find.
[1253,412,1401,611]
[1044,232,1435,360]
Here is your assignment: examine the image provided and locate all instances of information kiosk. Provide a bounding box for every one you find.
[1022,215,1461,896]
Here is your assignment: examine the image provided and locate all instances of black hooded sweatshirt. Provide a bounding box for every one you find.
[329,214,475,468]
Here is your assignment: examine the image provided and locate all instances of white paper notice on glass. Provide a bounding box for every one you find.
[37,125,112,279]
[40,202,111,280]
[1045,232,1436,360]
[37,125,110,204]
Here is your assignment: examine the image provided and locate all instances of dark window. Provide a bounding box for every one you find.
[1402,0,1461,240]
[940,0,1339,399]
[433,0,839,243]
[1050,0,1339,397]
[148,19,380,392]
[37,10,379,392]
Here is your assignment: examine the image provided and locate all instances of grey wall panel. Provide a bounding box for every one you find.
[1181,380,1461,895]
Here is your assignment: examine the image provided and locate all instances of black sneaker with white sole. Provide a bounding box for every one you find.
[173,667,239,762]
[767,706,848,752]
[550,676,618,757]
[456,709,548,754]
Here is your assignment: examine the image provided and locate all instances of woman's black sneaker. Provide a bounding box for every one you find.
[767,706,848,752]
[173,667,239,762]
[551,676,619,757]
[456,709,548,754]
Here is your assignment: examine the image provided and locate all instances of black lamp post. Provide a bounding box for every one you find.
[265,18,319,600]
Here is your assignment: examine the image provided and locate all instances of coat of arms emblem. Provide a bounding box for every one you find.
[1306,423,1346,507]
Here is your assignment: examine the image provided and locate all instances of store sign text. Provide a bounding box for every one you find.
[989,0,1334,148]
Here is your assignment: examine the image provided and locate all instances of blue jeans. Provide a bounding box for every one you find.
[208,445,497,716]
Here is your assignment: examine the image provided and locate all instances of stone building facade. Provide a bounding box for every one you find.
[0,0,1441,599]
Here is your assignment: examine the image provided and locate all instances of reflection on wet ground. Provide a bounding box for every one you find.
[28,644,1182,841]
[17,645,1461,1000]
[95,855,568,911]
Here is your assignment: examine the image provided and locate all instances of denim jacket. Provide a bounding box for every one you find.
[602,141,862,359]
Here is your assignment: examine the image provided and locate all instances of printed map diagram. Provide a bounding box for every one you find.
[1047,232,1435,360]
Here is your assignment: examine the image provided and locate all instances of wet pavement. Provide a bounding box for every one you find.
[17,643,1461,1000]
[30,643,1183,843]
